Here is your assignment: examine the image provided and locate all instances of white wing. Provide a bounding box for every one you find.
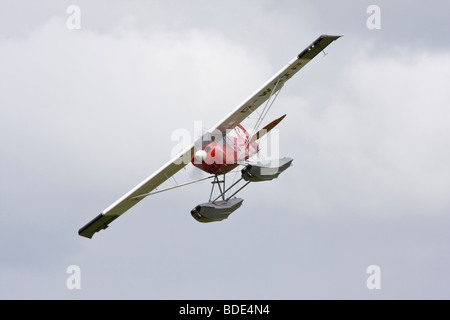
[78,34,341,238]
[211,35,341,135]
[78,145,194,238]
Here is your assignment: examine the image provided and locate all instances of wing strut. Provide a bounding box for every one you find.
[244,76,283,149]
[130,175,214,200]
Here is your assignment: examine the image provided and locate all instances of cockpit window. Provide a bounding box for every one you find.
[202,140,211,148]
[224,135,234,146]
[205,146,211,153]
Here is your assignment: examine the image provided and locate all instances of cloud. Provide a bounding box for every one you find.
[0,16,275,298]
[0,16,274,186]
[281,50,450,218]
[2,5,450,299]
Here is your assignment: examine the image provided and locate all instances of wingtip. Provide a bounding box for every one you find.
[78,213,108,239]
[78,231,93,239]
[321,34,343,39]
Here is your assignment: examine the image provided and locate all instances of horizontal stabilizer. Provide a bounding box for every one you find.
[249,114,286,144]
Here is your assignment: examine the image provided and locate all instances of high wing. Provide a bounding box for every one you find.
[78,144,194,238]
[78,34,341,239]
[211,35,341,135]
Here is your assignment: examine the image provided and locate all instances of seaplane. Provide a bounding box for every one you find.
[79,35,341,238]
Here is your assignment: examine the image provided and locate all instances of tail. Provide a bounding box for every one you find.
[248,114,286,144]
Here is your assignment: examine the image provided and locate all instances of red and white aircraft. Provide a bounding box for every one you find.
[79,35,340,238]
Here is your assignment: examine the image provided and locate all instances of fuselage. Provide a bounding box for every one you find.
[191,125,258,175]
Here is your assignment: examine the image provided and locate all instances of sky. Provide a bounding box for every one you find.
[1,0,450,299]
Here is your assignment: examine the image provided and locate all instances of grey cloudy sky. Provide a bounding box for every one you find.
[1,0,450,299]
